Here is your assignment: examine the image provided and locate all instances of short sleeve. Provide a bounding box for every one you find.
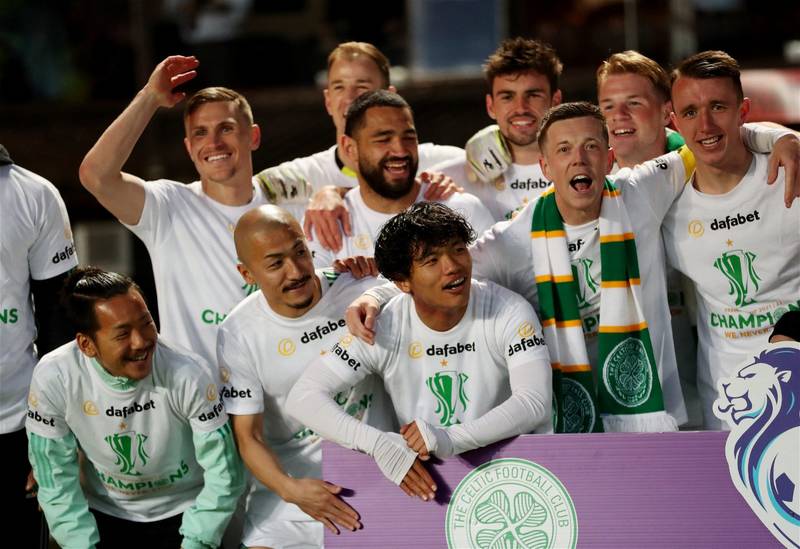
[25,361,70,438]
[176,358,229,434]
[123,180,177,248]
[216,324,264,415]
[622,149,693,222]
[28,179,78,280]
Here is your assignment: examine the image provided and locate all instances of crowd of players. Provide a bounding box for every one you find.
[2,37,799,548]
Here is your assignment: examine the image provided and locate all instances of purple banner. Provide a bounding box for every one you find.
[323,432,781,548]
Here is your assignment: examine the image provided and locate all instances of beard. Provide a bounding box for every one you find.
[358,155,418,200]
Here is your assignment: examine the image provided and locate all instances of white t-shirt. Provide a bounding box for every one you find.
[430,157,552,222]
[124,179,285,363]
[217,271,396,525]
[663,153,800,429]
[307,183,494,267]
[26,340,227,521]
[0,163,78,433]
[320,279,551,431]
[267,143,465,191]
[470,153,692,425]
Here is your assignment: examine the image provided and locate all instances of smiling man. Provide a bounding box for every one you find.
[307,90,493,267]
[662,51,800,429]
[26,267,244,549]
[217,205,396,548]
[430,37,563,221]
[79,56,308,365]
[288,203,551,496]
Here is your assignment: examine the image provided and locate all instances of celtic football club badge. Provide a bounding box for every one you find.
[602,338,653,408]
[446,458,578,549]
[571,258,598,310]
[561,378,595,433]
[713,249,761,307]
[105,431,150,476]
[426,371,469,426]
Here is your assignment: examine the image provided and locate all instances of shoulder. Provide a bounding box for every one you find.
[220,291,264,329]
[2,164,65,209]
[154,340,216,388]
[33,342,82,385]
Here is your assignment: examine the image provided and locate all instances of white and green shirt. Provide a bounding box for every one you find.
[27,339,243,548]
[663,153,800,429]
[217,270,396,529]
[0,162,78,434]
[307,183,494,268]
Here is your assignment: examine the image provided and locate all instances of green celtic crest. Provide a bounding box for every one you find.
[713,249,760,307]
[446,458,578,549]
[104,431,149,476]
[561,378,595,433]
[602,338,652,408]
[571,258,598,310]
[426,371,469,426]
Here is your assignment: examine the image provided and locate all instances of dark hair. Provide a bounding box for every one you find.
[328,42,391,88]
[374,202,476,281]
[61,267,142,335]
[344,89,412,137]
[483,37,563,94]
[671,50,743,103]
[770,311,800,343]
[537,101,608,150]
[184,86,254,125]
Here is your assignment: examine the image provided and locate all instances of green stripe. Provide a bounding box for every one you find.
[599,239,640,281]
[531,191,563,232]
[665,129,685,152]
[29,433,55,489]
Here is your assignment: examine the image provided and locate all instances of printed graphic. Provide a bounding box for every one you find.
[688,220,705,237]
[354,234,371,250]
[105,431,150,476]
[446,458,578,549]
[571,259,598,310]
[602,338,653,408]
[517,322,534,338]
[409,341,423,359]
[714,343,800,548]
[426,371,469,426]
[83,401,99,416]
[714,249,761,308]
[561,378,595,434]
[278,338,296,356]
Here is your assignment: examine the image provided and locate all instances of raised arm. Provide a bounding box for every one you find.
[78,55,199,225]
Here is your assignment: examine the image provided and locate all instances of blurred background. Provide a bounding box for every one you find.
[2,0,798,309]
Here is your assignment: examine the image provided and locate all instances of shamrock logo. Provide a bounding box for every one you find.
[474,490,549,548]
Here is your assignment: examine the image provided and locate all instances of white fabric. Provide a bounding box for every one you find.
[0,164,78,433]
[217,270,396,527]
[430,156,552,222]
[266,143,465,192]
[287,278,552,480]
[241,515,323,549]
[470,152,693,426]
[663,153,800,429]
[124,178,292,363]
[26,340,227,521]
[307,183,494,267]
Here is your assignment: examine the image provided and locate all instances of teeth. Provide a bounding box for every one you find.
[613,129,635,135]
[511,120,533,127]
[699,136,721,145]
[444,277,465,289]
[207,154,230,162]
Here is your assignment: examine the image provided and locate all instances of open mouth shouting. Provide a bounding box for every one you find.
[569,174,594,193]
[381,156,412,179]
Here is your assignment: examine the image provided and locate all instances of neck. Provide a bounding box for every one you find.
[201,176,254,206]
[555,195,601,226]
[264,275,322,319]
[414,301,468,332]
[510,141,542,166]
[692,147,753,195]
[358,180,420,214]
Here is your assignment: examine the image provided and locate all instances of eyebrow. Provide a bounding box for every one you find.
[111,313,151,331]
[263,238,304,260]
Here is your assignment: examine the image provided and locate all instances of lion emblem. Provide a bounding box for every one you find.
[713,342,800,548]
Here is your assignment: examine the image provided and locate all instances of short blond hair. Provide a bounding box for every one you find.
[597,50,670,102]
[184,87,254,125]
[327,42,390,88]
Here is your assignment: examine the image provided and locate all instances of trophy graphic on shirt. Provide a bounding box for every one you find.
[426,371,469,426]
[714,249,761,307]
[571,258,598,310]
[105,431,150,476]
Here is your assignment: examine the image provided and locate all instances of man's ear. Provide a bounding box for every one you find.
[183,136,192,159]
[323,88,333,117]
[250,124,261,151]
[551,89,563,107]
[662,101,673,126]
[738,97,751,125]
[539,156,551,182]
[606,147,615,172]
[388,85,397,93]
[76,333,97,358]
[486,94,497,121]
[342,134,358,166]
[237,263,256,286]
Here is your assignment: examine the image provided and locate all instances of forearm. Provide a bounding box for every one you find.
[742,122,796,153]
[363,282,401,308]
[235,426,296,502]
[180,423,245,549]
[28,432,99,549]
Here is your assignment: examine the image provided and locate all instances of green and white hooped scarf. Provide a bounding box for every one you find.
[531,180,677,433]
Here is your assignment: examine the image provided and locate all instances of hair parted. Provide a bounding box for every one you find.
[328,42,391,88]
[537,101,608,150]
[184,86,254,125]
[374,202,476,282]
[344,89,412,137]
[483,37,563,94]
[597,50,671,102]
[61,267,143,335]
[671,50,743,103]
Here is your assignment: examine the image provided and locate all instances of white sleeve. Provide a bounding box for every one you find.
[418,143,465,171]
[741,122,795,153]
[425,157,472,189]
[286,357,417,485]
[363,282,403,309]
[216,323,264,415]
[27,177,78,280]
[123,180,175,247]
[470,205,539,306]
[308,237,336,268]
[623,149,693,222]
[25,359,70,439]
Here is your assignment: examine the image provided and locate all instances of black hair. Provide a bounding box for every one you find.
[344,89,412,138]
[61,267,142,335]
[374,202,476,281]
[537,101,608,150]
